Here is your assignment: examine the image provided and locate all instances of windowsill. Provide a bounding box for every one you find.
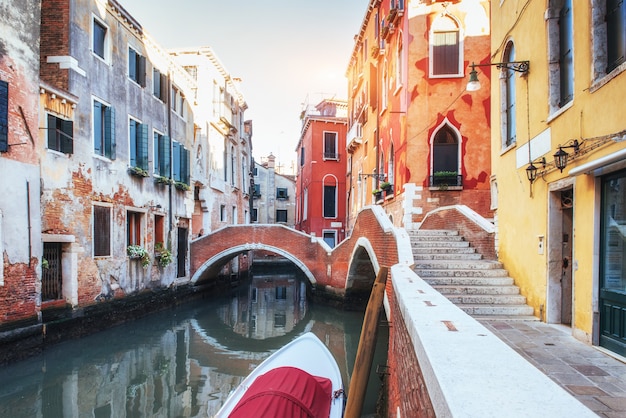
[46,148,70,158]
[590,61,626,93]
[393,84,403,96]
[428,186,463,192]
[546,100,574,124]
[92,52,111,66]
[499,142,516,156]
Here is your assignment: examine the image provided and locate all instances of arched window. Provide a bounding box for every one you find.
[431,121,461,187]
[502,41,517,148]
[430,15,462,77]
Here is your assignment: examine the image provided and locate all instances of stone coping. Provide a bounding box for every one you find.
[390,264,597,418]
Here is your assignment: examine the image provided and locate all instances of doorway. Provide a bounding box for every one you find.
[547,186,574,325]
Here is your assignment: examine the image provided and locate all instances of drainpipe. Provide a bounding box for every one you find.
[167,72,173,235]
[26,181,32,266]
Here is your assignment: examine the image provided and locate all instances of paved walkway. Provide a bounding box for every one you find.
[482,320,626,418]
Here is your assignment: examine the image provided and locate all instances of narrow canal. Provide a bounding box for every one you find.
[0,265,388,417]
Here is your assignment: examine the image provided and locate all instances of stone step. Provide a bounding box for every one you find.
[415,268,510,278]
[408,229,459,236]
[414,260,503,270]
[458,304,535,316]
[432,284,520,295]
[443,294,528,305]
[413,246,477,255]
[475,315,540,322]
[410,234,464,242]
[413,252,483,260]
[422,275,515,286]
[411,240,471,248]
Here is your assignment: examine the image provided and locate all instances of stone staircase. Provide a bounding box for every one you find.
[410,229,537,321]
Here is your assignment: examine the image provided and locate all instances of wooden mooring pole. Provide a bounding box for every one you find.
[344,265,388,418]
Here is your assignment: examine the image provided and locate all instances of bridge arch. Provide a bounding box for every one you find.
[191,243,318,286]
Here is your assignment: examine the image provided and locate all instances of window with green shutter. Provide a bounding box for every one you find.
[0,80,9,153]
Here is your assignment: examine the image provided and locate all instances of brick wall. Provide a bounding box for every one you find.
[421,206,496,260]
[0,260,39,326]
[40,0,71,89]
[386,288,435,418]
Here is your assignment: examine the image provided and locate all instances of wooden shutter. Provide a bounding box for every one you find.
[104,106,115,159]
[60,118,73,154]
[1,81,9,152]
[173,142,181,182]
[138,123,148,169]
[160,135,170,177]
[138,55,146,87]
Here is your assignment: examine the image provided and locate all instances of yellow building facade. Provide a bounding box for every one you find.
[490,0,626,356]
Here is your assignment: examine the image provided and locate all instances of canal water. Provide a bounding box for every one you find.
[0,266,388,417]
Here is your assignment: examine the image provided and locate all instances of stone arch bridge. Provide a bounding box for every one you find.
[190,206,413,304]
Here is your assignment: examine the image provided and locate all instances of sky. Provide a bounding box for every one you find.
[120,0,367,172]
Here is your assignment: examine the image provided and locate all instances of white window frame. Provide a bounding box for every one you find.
[429,14,464,78]
[91,15,111,64]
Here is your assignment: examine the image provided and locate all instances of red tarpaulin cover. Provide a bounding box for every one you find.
[229,366,333,418]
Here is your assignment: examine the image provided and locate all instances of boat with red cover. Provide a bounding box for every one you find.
[214,332,344,417]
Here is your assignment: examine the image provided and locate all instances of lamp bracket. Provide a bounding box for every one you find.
[470,60,530,73]
[359,173,386,181]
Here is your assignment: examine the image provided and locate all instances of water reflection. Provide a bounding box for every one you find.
[0,268,386,417]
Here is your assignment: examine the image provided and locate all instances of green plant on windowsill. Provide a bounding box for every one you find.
[154,242,173,268]
[41,257,49,269]
[127,245,150,267]
[154,176,175,186]
[372,188,382,195]
[433,170,458,177]
[128,166,149,177]
[175,181,190,191]
[380,181,392,191]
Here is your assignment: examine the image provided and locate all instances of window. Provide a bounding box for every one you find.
[127,210,143,246]
[47,114,73,154]
[129,118,148,170]
[300,146,305,166]
[396,34,403,90]
[431,123,460,186]
[93,205,111,257]
[547,0,574,113]
[93,99,115,159]
[276,209,288,223]
[154,215,164,246]
[172,141,190,185]
[558,1,574,106]
[324,132,338,160]
[220,205,226,222]
[502,41,517,148]
[253,184,261,197]
[252,208,258,222]
[323,182,337,218]
[153,131,170,177]
[607,0,626,73]
[323,230,337,248]
[0,80,7,153]
[276,187,288,199]
[128,47,146,87]
[92,18,109,62]
[153,68,167,101]
[430,15,462,77]
[275,287,287,300]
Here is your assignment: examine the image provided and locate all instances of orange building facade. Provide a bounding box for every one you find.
[295,100,348,247]
[346,0,492,231]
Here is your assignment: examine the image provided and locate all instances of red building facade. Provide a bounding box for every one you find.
[295,100,348,247]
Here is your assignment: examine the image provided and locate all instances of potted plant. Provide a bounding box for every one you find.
[155,176,175,186]
[372,188,383,200]
[127,245,150,267]
[154,242,173,267]
[128,166,149,178]
[380,181,392,192]
[433,170,458,189]
[175,181,190,191]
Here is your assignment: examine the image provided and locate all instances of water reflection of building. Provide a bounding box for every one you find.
[217,274,308,340]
